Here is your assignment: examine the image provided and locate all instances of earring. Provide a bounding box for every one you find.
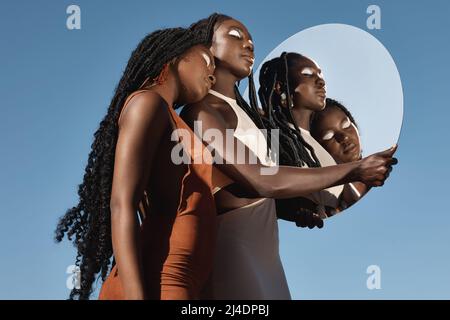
[280,92,294,109]
[280,92,287,106]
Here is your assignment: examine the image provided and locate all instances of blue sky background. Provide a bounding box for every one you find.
[0,0,449,299]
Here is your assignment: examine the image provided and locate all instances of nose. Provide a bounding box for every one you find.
[208,74,216,86]
[243,40,254,53]
[317,76,325,88]
[335,132,349,143]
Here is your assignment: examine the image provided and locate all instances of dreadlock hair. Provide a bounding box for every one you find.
[310,98,358,139]
[189,13,267,135]
[258,52,321,168]
[54,25,214,300]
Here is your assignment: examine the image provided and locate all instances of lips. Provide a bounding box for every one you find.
[316,90,326,98]
[241,54,255,65]
[343,142,356,154]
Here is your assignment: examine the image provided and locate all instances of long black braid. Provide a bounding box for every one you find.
[54,25,214,300]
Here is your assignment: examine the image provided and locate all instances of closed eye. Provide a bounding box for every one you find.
[301,67,314,76]
[322,131,334,141]
[342,118,351,129]
[201,52,211,67]
[228,29,242,39]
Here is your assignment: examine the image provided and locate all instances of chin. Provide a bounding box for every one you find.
[312,103,325,111]
[318,99,326,109]
[347,153,360,163]
[187,90,204,104]
[233,66,252,79]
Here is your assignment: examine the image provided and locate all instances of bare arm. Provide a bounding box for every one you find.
[110,92,169,300]
[182,102,397,199]
[340,180,372,208]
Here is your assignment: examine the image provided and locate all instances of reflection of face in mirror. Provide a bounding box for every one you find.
[310,98,362,164]
[253,24,402,225]
[259,52,393,221]
[290,56,327,112]
[310,98,368,209]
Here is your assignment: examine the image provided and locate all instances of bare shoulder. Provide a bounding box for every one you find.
[118,91,170,129]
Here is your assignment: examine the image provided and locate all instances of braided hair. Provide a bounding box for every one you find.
[258,52,321,168]
[54,26,214,300]
[259,52,327,225]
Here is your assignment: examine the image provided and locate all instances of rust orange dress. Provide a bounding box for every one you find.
[98,90,229,300]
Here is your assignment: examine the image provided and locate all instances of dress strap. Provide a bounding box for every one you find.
[208,89,236,103]
[117,89,154,125]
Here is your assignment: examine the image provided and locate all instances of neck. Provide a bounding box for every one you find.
[210,67,240,99]
[291,106,313,131]
[146,73,179,106]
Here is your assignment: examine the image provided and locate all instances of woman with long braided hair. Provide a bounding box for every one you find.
[258,52,377,218]
[258,52,346,220]
[183,13,397,299]
[55,25,218,300]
